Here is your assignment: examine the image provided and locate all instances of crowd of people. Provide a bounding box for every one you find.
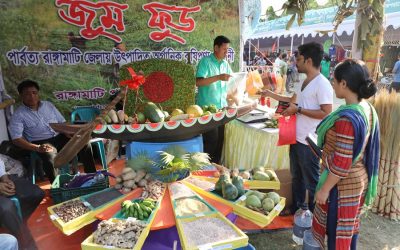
[203,38,380,250]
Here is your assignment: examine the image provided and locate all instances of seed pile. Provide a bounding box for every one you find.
[175,197,211,217]
[169,182,196,199]
[53,200,90,223]
[181,217,239,247]
[185,177,215,191]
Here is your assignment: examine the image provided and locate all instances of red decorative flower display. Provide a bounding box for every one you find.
[143,71,174,103]
[119,67,145,90]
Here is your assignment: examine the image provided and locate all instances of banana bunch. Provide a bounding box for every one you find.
[121,199,156,220]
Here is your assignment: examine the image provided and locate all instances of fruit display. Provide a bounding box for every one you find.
[245,191,281,215]
[100,102,223,125]
[264,118,278,128]
[120,198,157,220]
[93,219,146,249]
[114,167,151,193]
[214,164,278,182]
[214,171,245,201]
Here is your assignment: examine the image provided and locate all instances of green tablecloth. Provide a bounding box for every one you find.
[222,120,290,170]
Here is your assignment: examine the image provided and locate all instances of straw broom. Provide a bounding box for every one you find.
[371,90,400,221]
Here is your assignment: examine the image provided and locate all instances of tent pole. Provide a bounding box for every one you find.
[248,40,251,64]
[301,34,304,45]
[290,36,294,56]
[277,37,280,51]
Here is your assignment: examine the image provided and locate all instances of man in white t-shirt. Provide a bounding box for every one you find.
[261,42,333,213]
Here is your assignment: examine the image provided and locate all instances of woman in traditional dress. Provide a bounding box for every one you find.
[311,59,380,250]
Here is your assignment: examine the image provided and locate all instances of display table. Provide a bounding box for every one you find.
[222,119,290,170]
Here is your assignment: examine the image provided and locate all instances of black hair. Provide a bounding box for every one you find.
[68,31,74,36]
[334,59,377,100]
[214,36,230,47]
[17,80,40,94]
[281,53,287,59]
[297,42,324,68]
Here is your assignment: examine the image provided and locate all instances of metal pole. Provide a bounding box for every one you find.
[301,34,304,45]
[248,40,251,65]
[290,36,294,56]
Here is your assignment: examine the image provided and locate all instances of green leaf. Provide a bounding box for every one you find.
[127,151,153,170]
[286,14,296,30]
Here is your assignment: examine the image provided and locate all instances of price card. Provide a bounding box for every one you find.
[213,244,233,250]
[103,245,115,249]
[50,214,59,220]
[194,213,205,217]
[238,195,247,201]
[83,201,91,207]
[275,203,283,211]
[198,243,213,250]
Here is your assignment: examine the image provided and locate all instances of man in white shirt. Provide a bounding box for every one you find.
[261,42,333,213]
[0,158,44,249]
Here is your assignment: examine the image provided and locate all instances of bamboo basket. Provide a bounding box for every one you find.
[371,90,400,221]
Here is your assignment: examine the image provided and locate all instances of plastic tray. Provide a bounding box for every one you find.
[176,212,248,250]
[48,188,127,235]
[184,181,285,227]
[47,198,94,236]
[191,168,280,190]
[168,183,217,219]
[234,192,286,227]
[50,173,109,204]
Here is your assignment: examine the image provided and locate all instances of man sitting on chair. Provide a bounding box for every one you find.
[0,157,44,249]
[8,80,96,183]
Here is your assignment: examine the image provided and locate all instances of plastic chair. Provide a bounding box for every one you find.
[71,107,107,170]
[30,151,78,184]
[9,196,22,219]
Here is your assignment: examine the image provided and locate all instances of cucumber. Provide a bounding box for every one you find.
[144,102,165,123]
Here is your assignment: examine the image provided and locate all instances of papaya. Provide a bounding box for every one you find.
[215,173,230,193]
[232,176,245,196]
[144,102,165,123]
[253,171,270,181]
[222,180,238,200]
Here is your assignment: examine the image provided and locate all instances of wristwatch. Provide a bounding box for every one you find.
[297,106,302,114]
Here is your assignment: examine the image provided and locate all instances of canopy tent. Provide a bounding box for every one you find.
[248,0,400,40]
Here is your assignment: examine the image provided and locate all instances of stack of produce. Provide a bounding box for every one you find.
[214,170,245,201]
[100,102,223,124]
[214,165,278,182]
[120,199,156,220]
[114,167,151,193]
[141,180,165,200]
[93,219,146,249]
[264,118,278,128]
[245,191,281,215]
[372,90,400,220]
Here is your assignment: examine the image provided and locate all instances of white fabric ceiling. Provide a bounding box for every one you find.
[250,11,400,40]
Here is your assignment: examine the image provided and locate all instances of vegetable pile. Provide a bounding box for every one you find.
[53,200,90,223]
[245,191,281,215]
[93,219,146,249]
[115,167,151,193]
